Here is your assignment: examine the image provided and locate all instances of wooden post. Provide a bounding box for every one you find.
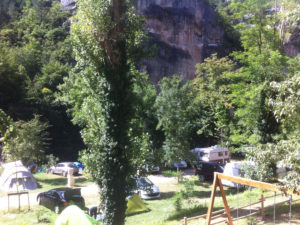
[18,192,20,212]
[218,178,233,225]
[7,194,9,213]
[183,217,187,225]
[260,194,264,220]
[206,173,218,225]
[68,168,74,188]
[27,192,30,210]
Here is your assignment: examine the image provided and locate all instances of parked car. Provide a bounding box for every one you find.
[194,161,224,181]
[142,164,160,173]
[46,162,78,177]
[173,160,188,169]
[135,177,160,200]
[37,187,85,213]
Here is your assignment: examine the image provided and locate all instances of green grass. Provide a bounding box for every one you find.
[0,205,59,225]
[125,178,300,225]
[161,170,184,178]
[0,172,94,197]
[34,172,94,192]
[0,173,299,225]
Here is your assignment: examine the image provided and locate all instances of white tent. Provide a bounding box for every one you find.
[0,160,38,192]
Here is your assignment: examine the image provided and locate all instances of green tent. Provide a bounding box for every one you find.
[55,205,98,225]
[126,193,148,215]
[55,194,148,224]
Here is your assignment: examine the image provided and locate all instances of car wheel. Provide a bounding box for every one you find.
[63,171,67,177]
[199,175,205,182]
[54,205,60,214]
[37,196,41,205]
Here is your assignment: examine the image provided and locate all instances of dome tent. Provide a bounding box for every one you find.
[0,161,38,192]
[126,193,148,215]
[55,205,98,225]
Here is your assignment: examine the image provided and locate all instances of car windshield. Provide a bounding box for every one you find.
[137,177,153,187]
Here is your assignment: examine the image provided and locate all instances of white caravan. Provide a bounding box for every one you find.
[191,146,230,163]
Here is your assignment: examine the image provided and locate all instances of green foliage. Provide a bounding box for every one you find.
[0,0,81,160]
[35,207,49,223]
[181,176,198,199]
[60,1,149,224]
[245,139,300,189]
[0,109,14,138]
[130,71,163,173]
[194,53,235,143]
[161,170,184,178]
[269,70,300,137]
[173,192,183,211]
[172,176,199,215]
[1,114,50,164]
[156,76,198,163]
[43,154,59,169]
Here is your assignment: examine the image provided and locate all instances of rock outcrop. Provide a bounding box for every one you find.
[284,28,300,57]
[60,0,231,83]
[135,0,232,82]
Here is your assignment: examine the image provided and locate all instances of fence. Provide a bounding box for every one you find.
[182,193,300,225]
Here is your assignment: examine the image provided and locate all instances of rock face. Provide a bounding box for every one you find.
[60,0,231,82]
[284,28,300,57]
[135,0,232,83]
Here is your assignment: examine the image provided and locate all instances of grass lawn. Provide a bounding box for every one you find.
[0,173,299,225]
[0,205,59,225]
[0,172,94,197]
[125,177,300,225]
[33,172,94,192]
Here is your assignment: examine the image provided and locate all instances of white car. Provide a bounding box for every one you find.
[173,160,188,169]
[136,177,160,200]
[47,162,79,177]
[141,164,160,173]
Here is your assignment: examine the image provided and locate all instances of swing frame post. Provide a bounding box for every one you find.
[205,172,300,225]
[205,173,233,225]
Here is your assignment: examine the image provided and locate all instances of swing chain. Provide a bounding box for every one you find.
[249,187,252,215]
[237,184,240,218]
[289,195,292,225]
[273,191,276,224]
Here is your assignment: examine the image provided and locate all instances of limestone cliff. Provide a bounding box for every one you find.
[60,0,232,83]
[284,28,300,57]
[135,0,232,82]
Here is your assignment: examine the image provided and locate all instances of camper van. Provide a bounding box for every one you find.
[221,162,244,188]
[191,146,230,164]
[222,161,258,188]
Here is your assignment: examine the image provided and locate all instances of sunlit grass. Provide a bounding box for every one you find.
[0,173,299,225]
[0,205,58,225]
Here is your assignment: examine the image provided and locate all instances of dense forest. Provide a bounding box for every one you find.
[0,0,84,162]
[0,0,299,188]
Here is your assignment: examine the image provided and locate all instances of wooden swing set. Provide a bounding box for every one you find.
[183,172,300,225]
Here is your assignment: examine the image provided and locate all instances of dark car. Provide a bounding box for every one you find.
[37,188,85,213]
[194,161,224,181]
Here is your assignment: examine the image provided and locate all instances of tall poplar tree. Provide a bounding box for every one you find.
[60,0,147,224]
